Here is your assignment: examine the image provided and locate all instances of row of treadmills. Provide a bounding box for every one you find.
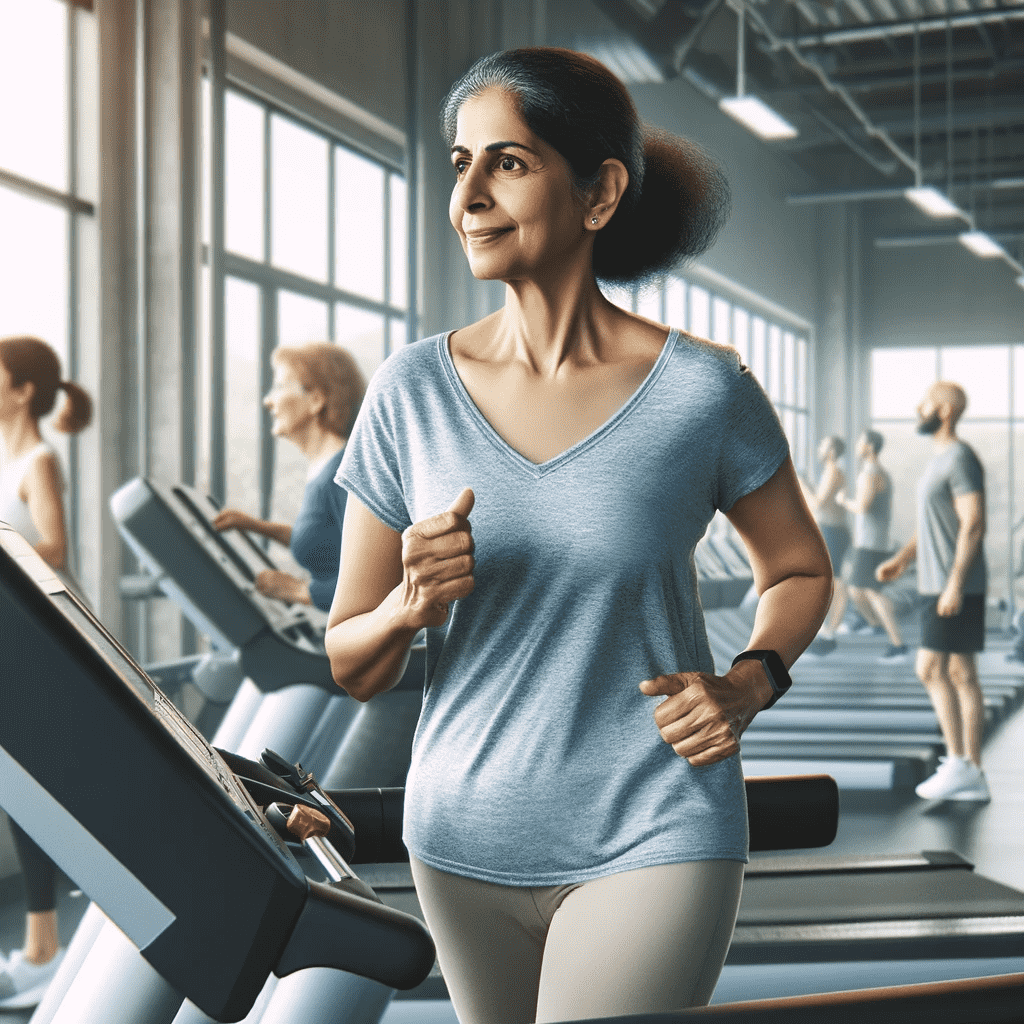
[0,477,1022,1023]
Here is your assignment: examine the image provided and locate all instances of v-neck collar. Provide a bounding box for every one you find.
[438,329,678,477]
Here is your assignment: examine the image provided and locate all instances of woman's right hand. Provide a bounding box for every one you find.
[399,488,475,629]
[875,556,903,583]
[212,508,256,532]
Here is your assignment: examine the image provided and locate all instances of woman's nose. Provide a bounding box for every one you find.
[454,163,492,213]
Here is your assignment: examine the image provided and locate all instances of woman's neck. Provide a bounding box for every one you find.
[494,270,619,376]
[288,422,345,466]
[0,415,43,460]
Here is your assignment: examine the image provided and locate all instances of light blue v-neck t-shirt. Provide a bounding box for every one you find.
[337,330,790,885]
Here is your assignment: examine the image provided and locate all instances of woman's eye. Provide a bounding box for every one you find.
[499,156,518,171]
[454,159,469,175]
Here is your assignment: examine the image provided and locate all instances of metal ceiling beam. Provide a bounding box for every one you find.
[873,97,1024,137]
[781,6,1024,48]
[768,56,1024,97]
[788,177,1024,204]
[731,0,920,176]
[874,229,1024,246]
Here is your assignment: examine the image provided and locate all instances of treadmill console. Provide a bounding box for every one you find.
[0,523,434,1022]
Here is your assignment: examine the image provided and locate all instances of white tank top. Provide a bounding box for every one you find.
[0,442,52,545]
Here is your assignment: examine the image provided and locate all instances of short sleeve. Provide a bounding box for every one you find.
[336,365,412,534]
[950,445,984,498]
[715,358,790,513]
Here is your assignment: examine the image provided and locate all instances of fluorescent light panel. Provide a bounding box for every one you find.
[719,96,798,141]
[959,231,1005,258]
[905,186,963,219]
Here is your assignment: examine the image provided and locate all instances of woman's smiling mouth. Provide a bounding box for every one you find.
[465,227,514,244]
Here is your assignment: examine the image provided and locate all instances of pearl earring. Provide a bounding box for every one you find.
[591,217,598,225]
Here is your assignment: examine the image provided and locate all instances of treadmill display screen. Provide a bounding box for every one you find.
[0,526,277,841]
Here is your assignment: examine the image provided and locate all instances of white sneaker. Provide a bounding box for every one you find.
[915,756,969,799]
[945,761,992,803]
[0,948,66,1010]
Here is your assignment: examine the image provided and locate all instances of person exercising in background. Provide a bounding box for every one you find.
[214,342,365,612]
[878,381,989,802]
[838,430,908,663]
[0,334,92,1009]
[806,436,849,646]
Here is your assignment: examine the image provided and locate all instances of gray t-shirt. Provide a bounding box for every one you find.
[853,464,891,551]
[338,331,790,885]
[916,440,986,596]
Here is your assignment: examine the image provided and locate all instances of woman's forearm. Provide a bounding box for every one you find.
[745,571,833,668]
[326,584,421,701]
[250,519,292,546]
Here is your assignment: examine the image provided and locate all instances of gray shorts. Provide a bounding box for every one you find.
[409,855,744,1024]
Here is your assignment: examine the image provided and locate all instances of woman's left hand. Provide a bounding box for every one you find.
[255,569,311,605]
[639,660,770,767]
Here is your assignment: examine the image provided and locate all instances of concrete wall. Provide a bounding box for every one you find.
[861,203,1024,352]
[226,1,408,132]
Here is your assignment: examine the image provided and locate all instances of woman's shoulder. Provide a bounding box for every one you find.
[364,334,449,393]
[665,329,750,386]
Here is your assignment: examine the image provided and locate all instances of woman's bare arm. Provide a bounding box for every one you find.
[729,457,834,666]
[212,508,292,547]
[24,452,68,570]
[640,457,832,766]
[326,489,475,702]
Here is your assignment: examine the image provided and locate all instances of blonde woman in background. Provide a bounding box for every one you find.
[0,334,92,1009]
[214,342,365,612]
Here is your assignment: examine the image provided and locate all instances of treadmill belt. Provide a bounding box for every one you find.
[738,869,1024,925]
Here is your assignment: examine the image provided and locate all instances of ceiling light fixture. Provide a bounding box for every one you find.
[959,231,1005,258]
[903,24,962,220]
[904,186,964,219]
[719,3,797,141]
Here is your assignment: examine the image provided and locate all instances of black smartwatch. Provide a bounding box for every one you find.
[731,650,792,709]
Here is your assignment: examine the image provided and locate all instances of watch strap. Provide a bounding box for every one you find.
[731,649,792,709]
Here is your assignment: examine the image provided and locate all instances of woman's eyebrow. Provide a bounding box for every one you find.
[450,141,537,156]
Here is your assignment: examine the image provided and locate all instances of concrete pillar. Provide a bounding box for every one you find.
[814,203,864,475]
[137,0,203,662]
[82,0,139,640]
[414,0,505,339]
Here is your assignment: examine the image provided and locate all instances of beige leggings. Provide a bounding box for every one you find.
[409,856,744,1024]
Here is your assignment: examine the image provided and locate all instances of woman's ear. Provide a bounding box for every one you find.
[14,379,35,408]
[308,386,327,418]
[585,159,629,231]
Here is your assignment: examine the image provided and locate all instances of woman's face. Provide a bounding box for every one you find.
[263,364,319,439]
[448,88,588,283]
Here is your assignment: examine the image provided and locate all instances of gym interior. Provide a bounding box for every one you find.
[2,1,1024,1022]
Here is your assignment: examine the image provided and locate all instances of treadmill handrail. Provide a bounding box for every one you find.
[329,775,840,861]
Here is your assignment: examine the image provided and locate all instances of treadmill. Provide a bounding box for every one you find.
[0,522,434,1024]
[110,476,428,698]
[109,475,424,786]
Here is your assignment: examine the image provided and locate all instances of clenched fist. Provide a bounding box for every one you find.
[639,660,770,767]
[399,488,476,629]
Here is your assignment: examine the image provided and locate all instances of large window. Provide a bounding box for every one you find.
[0,0,92,574]
[871,346,1019,614]
[603,278,812,476]
[201,82,406,542]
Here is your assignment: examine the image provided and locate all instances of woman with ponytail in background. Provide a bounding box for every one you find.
[0,334,92,1009]
[326,49,831,1023]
